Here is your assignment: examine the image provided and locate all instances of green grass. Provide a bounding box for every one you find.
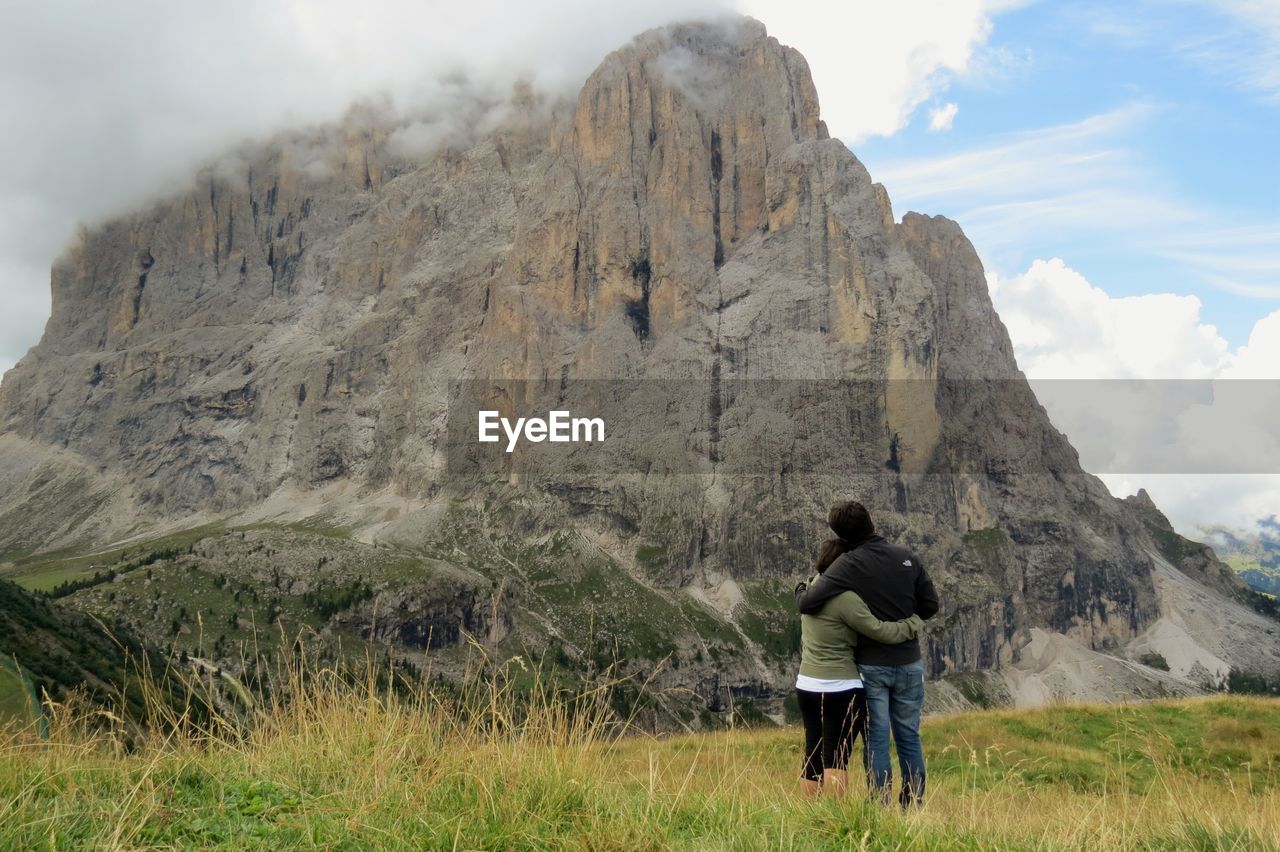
[925,699,1280,794]
[1,523,227,592]
[2,658,1278,851]
[0,658,36,727]
[1,519,351,594]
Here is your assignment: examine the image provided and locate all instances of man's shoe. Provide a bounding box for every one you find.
[899,789,923,810]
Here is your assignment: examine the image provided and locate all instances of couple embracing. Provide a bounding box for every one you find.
[794,501,939,807]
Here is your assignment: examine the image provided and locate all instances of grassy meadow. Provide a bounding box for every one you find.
[2,658,1278,851]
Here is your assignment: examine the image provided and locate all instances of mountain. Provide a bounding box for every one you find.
[1,16,1276,720]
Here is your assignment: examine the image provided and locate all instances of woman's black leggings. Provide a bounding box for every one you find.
[797,687,867,782]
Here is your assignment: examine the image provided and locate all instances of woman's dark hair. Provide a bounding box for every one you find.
[815,538,852,574]
[828,501,874,544]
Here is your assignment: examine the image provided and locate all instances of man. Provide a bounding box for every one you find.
[794,501,939,807]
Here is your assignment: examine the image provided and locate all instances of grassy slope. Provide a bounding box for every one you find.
[0,515,793,737]
[2,691,1277,850]
[0,523,229,592]
[2,517,730,666]
[0,579,177,724]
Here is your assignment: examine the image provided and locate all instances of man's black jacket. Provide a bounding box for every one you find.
[795,534,939,666]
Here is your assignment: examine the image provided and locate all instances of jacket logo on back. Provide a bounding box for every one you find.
[902,560,912,566]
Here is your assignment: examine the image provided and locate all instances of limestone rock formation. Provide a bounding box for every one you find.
[1,16,1276,714]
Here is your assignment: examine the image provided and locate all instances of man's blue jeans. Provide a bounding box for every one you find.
[859,660,926,805]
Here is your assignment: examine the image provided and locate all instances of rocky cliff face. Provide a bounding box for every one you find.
[1,16,1276,714]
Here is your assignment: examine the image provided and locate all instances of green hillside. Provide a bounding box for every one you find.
[1,516,794,728]
[1231,559,1280,597]
[0,578,182,730]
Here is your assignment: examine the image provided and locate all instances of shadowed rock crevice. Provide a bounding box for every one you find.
[710,129,724,268]
[624,254,652,341]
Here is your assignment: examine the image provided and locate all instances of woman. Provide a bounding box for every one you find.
[795,538,923,798]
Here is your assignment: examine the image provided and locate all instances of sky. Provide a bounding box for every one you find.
[0,0,1276,536]
[837,0,1280,537]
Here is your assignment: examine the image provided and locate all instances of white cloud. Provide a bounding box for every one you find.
[738,0,1026,142]
[866,47,1280,532]
[990,257,1280,534]
[1224,310,1280,379]
[989,258,1229,380]
[928,102,960,132]
[1101,473,1280,536]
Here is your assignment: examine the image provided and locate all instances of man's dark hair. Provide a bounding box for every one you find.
[828,501,874,544]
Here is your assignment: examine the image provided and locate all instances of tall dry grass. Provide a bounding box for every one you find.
[2,638,1278,849]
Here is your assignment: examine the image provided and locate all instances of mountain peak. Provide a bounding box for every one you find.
[1124,487,1173,530]
[577,15,827,147]
[475,16,840,375]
